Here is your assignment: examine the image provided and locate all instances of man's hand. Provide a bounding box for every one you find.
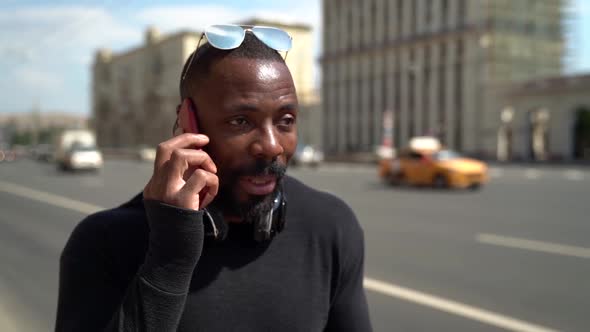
[143,133,219,210]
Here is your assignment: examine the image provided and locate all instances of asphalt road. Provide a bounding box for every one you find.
[0,159,589,331]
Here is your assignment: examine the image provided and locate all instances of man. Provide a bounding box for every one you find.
[55,26,371,331]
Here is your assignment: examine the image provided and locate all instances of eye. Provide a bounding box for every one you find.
[228,117,250,127]
[278,115,296,129]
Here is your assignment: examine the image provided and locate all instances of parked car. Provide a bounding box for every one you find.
[54,129,97,168]
[291,144,324,167]
[136,146,157,162]
[59,145,103,171]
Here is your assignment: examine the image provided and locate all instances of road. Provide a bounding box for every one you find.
[1,159,589,331]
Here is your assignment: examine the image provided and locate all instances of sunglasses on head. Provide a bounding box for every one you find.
[182,24,293,81]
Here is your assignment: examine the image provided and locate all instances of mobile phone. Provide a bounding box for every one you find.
[186,99,200,134]
[181,98,209,207]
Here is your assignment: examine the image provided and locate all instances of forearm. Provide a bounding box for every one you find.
[103,200,204,331]
[56,201,205,332]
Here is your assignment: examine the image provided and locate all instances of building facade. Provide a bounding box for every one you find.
[93,20,317,149]
[498,74,590,161]
[321,0,565,159]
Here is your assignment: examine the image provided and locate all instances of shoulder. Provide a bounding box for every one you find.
[62,193,148,259]
[283,176,363,240]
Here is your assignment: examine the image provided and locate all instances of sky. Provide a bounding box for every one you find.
[0,0,588,116]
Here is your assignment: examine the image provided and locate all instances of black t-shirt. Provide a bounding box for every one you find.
[55,176,372,331]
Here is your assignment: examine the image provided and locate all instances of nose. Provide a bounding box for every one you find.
[249,123,284,160]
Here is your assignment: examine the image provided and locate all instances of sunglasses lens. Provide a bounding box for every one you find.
[252,26,292,52]
[205,25,245,50]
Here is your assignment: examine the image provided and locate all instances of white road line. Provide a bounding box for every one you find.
[564,170,584,181]
[0,180,102,215]
[364,278,558,332]
[0,273,30,332]
[524,168,540,180]
[0,300,20,332]
[0,180,560,332]
[477,233,590,259]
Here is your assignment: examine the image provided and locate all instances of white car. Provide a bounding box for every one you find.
[292,144,324,167]
[60,146,103,171]
[137,147,157,162]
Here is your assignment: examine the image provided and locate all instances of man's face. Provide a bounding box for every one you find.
[193,57,298,221]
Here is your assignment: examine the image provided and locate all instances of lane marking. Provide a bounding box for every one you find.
[0,180,102,215]
[0,180,561,332]
[0,297,20,332]
[477,233,590,259]
[364,278,558,332]
[564,170,584,181]
[524,169,540,180]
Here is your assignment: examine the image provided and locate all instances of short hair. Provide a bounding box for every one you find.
[179,31,286,100]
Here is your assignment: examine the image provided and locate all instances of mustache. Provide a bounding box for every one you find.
[235,159,287,178]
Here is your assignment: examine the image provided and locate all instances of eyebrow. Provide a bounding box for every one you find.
[226,103,298,113]
[228,104,259,113]
[279,103,298,112]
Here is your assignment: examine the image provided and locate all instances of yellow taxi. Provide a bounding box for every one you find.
[378,138,489,189]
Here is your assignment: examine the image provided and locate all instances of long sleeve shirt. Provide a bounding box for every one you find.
[55,176,372,331]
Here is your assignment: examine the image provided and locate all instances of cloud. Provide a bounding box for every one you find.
[0,5,142,113]
[137,5,248,32]
[0,2,323,114]
[136,3,319,33]
[13,66,64,92]
[0,6,140,64]
[135,2,322,84]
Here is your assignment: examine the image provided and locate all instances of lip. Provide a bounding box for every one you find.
[238,175,277,195]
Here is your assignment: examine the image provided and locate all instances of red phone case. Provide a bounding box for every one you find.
[186,102,209,207]
[187,102,199,134]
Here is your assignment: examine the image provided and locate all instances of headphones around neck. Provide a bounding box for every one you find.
[202,188,287,243]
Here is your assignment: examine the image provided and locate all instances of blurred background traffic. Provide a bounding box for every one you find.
[1,1,589,331]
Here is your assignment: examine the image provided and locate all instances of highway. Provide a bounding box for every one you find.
[1,159,589,331]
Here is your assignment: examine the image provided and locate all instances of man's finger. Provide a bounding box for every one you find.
[178,169,219,210]
[169,148,217,175]
[154,133,209,170]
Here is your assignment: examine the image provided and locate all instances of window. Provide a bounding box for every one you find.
[371,0,378,46]
[397,0,403,38]
[454,40,464,150]
[425,0,433,31]
[423,46,431,133]
[441,0,449,29]
[383,0,389,42]
[368,69,375,149]
[411,0,417,35]
[438,43,447,142]
[408,55,416,138]
[347,76,354,150]
[152,53,163,76]
[458,0,466,26]
[409,151,423,160]
[394,67,401,148]
[348,8,354,50]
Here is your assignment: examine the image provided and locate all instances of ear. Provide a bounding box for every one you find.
[178,98,199,134]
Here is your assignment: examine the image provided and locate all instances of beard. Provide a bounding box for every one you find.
[211,159,287,223]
